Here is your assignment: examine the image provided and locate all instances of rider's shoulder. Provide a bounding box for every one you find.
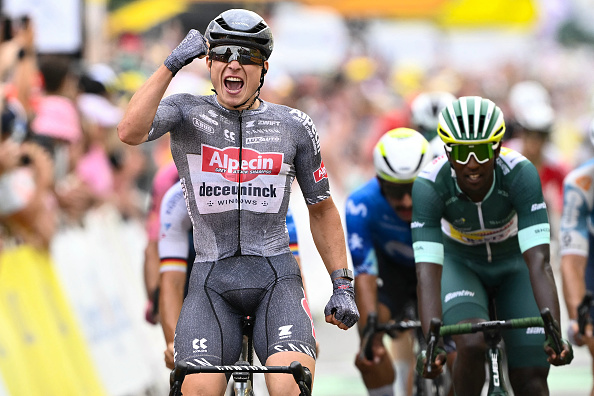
[497,146,530,168]
[417,154,449,183]
[564,158,594,190]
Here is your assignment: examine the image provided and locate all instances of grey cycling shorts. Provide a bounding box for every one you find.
[174,253,317,366]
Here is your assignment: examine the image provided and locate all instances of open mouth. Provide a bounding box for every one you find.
[224,77,244,92]
[466,173,482,184]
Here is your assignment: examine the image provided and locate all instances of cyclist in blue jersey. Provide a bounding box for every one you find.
[117,9,358,396]
[347,128,451,396]
[158,180,303,370]
[412,96,572,396]
[559,118,594,396]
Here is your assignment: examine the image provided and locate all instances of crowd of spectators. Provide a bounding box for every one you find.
[0,11,593,260]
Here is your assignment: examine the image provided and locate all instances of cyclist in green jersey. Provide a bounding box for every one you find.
[411,96,573,395]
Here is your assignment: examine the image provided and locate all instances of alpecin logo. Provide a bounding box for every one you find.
[202,145,283,182]
[313,160,327,183]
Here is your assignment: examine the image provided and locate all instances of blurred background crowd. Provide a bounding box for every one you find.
[2,0,594,250]
[1,0,594,394]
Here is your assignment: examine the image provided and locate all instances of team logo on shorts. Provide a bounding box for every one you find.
[192,338,208,352]
[278,325,293,339]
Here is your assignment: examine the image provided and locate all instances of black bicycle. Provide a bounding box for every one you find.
[360,312,450,396]
[169,315,312,396]
[423,308,563,396]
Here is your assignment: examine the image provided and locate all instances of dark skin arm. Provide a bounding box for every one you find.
[523,243,572,365]
[416,261,446,378]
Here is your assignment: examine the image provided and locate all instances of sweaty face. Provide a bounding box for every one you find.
[448,147,498,202]
[379,180,414,222]
[207,50,268,111]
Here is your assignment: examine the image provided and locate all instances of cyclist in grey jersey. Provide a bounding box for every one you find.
[158,180,310,370]
[118,9,358,396]
[412,96,572,395]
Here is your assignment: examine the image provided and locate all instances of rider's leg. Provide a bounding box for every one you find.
[354,302,395,395]
[508,367,549,396]
[389,330,415,396]
[265,351,315,396]
[254,254,317,396]
[354,343,395,393]
[451,329,488,396]
[496,260,551,396]
[181,373,227,396]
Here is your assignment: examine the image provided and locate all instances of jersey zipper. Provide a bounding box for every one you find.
[476,202,492,263]
[235,111,244,256]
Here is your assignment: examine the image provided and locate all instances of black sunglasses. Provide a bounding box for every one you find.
[209,45,265,66]
[379,180,414,200]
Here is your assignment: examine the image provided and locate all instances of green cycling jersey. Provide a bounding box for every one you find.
[412,147,550,264]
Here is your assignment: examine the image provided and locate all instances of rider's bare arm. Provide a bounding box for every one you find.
[308,197,349,276]
[561,254,588,321]
[117,65,174,145]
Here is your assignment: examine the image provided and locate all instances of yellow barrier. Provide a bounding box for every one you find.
[0,246,107,396]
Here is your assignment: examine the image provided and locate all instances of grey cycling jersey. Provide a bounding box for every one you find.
[148,94,330,262]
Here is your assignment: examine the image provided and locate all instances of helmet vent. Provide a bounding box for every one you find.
[217,17,267,34]
[478,115,486,134]
[456,115,466,136]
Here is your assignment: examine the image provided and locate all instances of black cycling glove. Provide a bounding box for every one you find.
[164,29,208,76]
[324,277,359,328]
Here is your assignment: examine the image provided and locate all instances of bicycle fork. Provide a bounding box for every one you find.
[486,344,509,396]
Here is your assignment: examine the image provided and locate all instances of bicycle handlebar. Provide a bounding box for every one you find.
[423,308,563,375]
[169,360,312,396]
[359,313,421,361]
[437,316,544,336]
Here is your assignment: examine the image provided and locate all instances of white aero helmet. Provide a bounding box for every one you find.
[514,102,555,133]
[373,128,433,183]
[410,91,456,133]
[508,80,551,111]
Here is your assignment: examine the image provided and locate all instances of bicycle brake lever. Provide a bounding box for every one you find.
[541,308,563,354]
[169,361,188,396]
[360,312,378,361]
[425,318,441,374]
[289,361,312,396]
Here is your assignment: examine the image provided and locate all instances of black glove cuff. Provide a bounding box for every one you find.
[330,268,354,282]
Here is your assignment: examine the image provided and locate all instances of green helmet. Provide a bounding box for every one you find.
[437,96,506,147]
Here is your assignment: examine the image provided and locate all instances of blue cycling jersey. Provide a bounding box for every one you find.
[345,177,415,277]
